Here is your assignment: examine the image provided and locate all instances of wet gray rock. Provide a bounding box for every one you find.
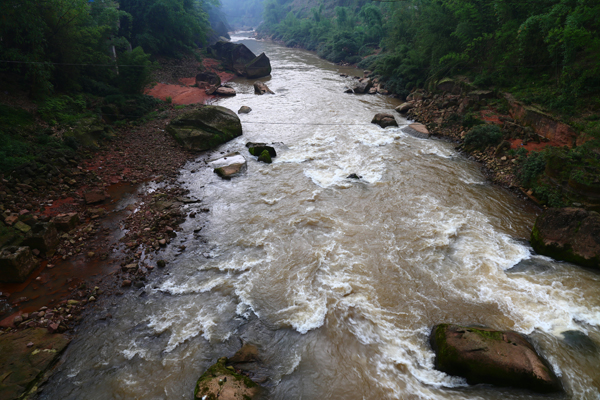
[238,106,252,114]
[371,113,398,128]
[352,78,373,94]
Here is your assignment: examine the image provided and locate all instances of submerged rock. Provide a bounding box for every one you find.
[210,153,247,179]
[531,207,600,269]
[430,324,562,393]
[194,357,261,400]
[167,106,242,152]
[246,142,277,158]
[371,113,398,128]
[254,81,274,95]
[257,150,272,164]
[215,86,236,96]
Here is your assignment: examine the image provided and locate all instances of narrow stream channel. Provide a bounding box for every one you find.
[38,34,600,400]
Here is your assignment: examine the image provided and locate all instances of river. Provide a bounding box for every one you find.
[38,33,600,400]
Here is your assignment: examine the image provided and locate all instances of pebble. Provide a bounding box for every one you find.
[122,280,132,287]
[27,342,34,348]
[157,260,166,268]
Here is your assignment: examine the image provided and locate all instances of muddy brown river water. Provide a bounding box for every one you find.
[38,34,600,400]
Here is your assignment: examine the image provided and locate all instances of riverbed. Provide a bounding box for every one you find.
[38,34,600,400]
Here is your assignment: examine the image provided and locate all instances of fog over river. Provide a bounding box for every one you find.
[39,33,600,400]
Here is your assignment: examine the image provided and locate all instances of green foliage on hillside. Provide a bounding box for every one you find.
[260,0,600,116]
[0,0,215,97]
[258,1,384,64]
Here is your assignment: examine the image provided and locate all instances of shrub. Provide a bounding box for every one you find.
[463,124,503,150]
[518,151,547,187]
[462,112,485,129]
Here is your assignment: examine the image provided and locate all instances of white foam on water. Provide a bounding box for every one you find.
[146,295,238,352]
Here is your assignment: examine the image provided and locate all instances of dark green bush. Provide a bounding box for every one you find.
[462,112,485,129]
[463,124,503,150]
[518,151,547,187]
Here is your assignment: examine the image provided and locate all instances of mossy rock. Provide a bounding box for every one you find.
[167,106,242,151]
[247,143,276,159]
[257,150,272,164]
[65,117,112,149]
[194,357,261,400]
[430,324,562,393]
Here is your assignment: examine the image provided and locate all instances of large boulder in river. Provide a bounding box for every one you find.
[245,53,272,79]
[371,113,398,128]
[531,208,600,269]
[194,357,261,400]
[209,41,272,79]
[210,41,257,76]
[430,324,562,393]
[352,78,373,94]
[167,106,242,151]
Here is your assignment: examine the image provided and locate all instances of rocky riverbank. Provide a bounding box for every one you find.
[0,88,233,400]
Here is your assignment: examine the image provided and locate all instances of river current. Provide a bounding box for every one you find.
[39,34,600,400]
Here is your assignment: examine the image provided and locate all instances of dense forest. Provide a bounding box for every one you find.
[259,0,600,119]
[0,0,220,173]
[1,0,217,97]
[257,0,600,207]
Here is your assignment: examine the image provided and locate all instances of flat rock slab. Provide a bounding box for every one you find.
[0,329,70,400]
[409,123,429,135]
[209,153,247,179]
[215,86,236,96]
[430,324,562,393]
